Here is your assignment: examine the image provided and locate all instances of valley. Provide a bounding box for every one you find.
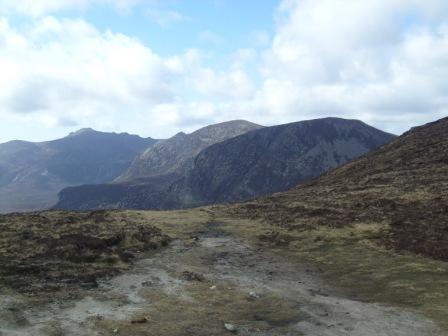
[0,117,447,335]
[1,1,447,335]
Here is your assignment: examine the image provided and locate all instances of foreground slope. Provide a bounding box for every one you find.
[0,129,155,213]
[232,116,448,259]
[0,209,445,335]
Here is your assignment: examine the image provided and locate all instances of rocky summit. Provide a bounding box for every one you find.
[117,120,264,182]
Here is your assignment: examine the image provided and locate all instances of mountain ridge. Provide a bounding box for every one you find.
[0,129,156,213]
[55,117,395,211]
[117,120,263,182]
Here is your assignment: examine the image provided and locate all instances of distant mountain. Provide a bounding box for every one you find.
[0,129,155,213]
[165,118,396,207]
[55,118,395,211]
[231,117,448,260]
[56,120,263,210]
[117,120,263,182]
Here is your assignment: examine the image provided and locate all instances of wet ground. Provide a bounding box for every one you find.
[0,221,442,336]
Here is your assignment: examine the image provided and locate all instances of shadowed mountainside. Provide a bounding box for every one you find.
[55,120,264,210]
[117,120,264,182]
[166,117,395,208]
[56,118,395,211]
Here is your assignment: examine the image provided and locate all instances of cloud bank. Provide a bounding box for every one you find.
[0,0,447,140]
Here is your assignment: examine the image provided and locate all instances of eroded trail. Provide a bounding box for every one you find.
[0,221,442,336]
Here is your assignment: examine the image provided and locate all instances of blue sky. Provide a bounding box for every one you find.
[85,1,278,56]
[0,0,447,143]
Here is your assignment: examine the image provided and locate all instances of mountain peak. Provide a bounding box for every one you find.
[193,120,262,134]
[68,128,97,137]
[116,120,263,182]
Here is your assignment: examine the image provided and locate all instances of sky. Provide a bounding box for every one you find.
[0,0,447,143]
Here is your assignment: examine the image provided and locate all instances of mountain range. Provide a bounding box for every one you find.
[117,120,263,182]
[55,118,395,211]
[0,129,155,213]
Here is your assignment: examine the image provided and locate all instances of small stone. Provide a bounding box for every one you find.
[210,285,217,290]
[141,281,153,287]
[131,317,149,324]
[249,291,259,299]
[113,328,119,334]
[224,323,238,333]
[180,271,205,282]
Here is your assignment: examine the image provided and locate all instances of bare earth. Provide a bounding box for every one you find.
[0,216,442,336]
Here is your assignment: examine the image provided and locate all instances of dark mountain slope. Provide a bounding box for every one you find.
[55,120,263,210]
[167,117,396,208]
[231,117,448,260]
[117,120,263,182]
[0,130,155,213]
[56,118,395,211]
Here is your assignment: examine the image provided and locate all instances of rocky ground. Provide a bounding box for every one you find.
[0,210,445,335]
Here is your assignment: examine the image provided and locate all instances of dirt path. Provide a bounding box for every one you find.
[0,221,442,336]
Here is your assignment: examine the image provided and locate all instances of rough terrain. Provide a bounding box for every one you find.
[0,210,446,335]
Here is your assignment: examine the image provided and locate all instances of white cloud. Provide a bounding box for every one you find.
[0,16,180,134]
[1,0,448,142]
[249,0,448,133]
[0,0,141,16]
